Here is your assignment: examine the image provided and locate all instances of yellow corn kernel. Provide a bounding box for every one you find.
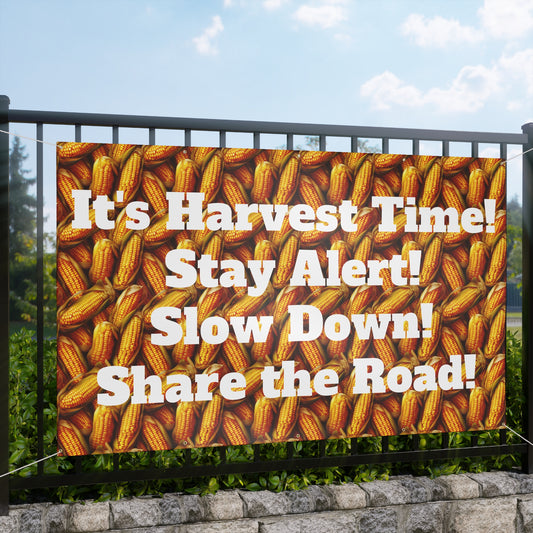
[142,415,172,451]
[90,405,117,453]
[89,239,117,284]
[113,402,144,453]
[173,401,199,447]
[141,170,167,213]
[114,312,144,367]
[466,386,489,429]
[143,145,179,166]
[196,393,224,447]
[347,393,373,437]
[273,396,300,441]
[113,232,143,290]
[417,388,443,433]
[488,164,505,209]
[222,411,250,445]
[58,280,114,332]
[484,378,505,429]
[419,160,442,208]
[371,404,398,436]
[398,389,421,433]
[274,154,300,204]
[252,161,277,204]
[58,418,90,456]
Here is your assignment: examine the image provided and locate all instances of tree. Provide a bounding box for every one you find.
[300,135,380,153]
[507,195,522,284]
[9,137,37,322]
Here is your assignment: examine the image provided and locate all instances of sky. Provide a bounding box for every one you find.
[1,0,532,212]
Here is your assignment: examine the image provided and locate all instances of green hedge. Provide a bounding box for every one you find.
[8,329,524,503]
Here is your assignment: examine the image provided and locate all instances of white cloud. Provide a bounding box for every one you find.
[360,64,501,113]
[360,71,424,111]
[293,1,348,29]
[401,13,482,48]
[478,0,533,40]
[498,48,533,95]
[263,0,287,10]
[224,0,233,6]
[402,0,533,47]
[424,64,501,112]
[192,16,224,56]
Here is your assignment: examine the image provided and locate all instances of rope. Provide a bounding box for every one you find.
[0,451,61,479]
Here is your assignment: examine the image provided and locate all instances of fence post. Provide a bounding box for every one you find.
[0,95,10,514]
[523,122,533,473]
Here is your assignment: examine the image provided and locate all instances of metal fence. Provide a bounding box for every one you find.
[1,94,532,514]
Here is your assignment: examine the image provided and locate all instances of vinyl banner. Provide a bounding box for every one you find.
[56,143,506,455]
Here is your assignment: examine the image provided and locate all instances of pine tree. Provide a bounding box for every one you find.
[9,137,37,322]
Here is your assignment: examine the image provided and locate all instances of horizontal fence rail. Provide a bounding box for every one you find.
[2,98,531,510]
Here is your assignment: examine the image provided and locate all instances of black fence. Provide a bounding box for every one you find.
[1,94,532,514]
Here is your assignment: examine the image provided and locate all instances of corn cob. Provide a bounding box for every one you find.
[327,163,352,205]
[222,335,251,372]
[398,389,421,433]
[143,287,196,330]
[113,402,144,453]
[419,234,443,287]
[140,170,167,213]
[273,154,300,204]
[298,174,325,212]
[449,317,468,343]
[58,369,101,413]
[196,393,224,447]
[399,166,421,201]
[152,161,175,189]
[112,232,143,291]
[222,411,250,445]
[373,286,418,314]
[484,307,505,358]
[114,312,144,367]
[441,401,466,432]
[273,396,300,441]
[465,241,489,281]
[58,418,90,456]
[89,405,117,453]
[324,393,349,437]
[347,393,373,437]
[485,234,506,287]
[351,158,374,205]
[482,282,506,322]
[58,142,99,164]
[58,280,114,332]
[172,401,199,446]
[417,388,443,433]
[251,161,276,203]
[466,168,488,207]
[144,211,180,248]
[450,390,469,416]
[58,336,88,380]
[297,407,326,441]
[88,239,117,284]
[441,327,464,361]
[371,404,398,436]
[58,210,99,248]
[142,334,172,375]
[251,396,275,442]
[91,156,117,199]
[223,148,260,167]
[373,212,407,247]
[57,252,89,296]
[223,212,265,248]
[87,321,118,366]
[441,279,486,323]
[442,253,465,291]
[482,353,505,393]
[108,144,135,166]
[466,386,489,429]
[231,164,255,191]
[142,415,172,451]
[419,160,442,208]
[110,284,146,328]
[484,378,505,429]
[143,145,179,166]
[373,336,398,371]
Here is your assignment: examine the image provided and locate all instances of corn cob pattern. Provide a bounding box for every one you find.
[57,144,506,455]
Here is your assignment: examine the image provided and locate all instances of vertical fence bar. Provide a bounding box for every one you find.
[36,123,44,474]
[0,95,10,515]
[522,122,533,472]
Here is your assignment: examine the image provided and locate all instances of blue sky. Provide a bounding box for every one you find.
[1,0,532,209]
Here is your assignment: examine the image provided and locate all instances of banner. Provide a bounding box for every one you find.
[56,143,506,455]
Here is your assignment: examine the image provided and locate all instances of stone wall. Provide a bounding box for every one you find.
[3,471,533,532]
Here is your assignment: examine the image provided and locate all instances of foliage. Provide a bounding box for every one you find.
[7,328,525,504]
[507,195,522,286]
[8,139,56,324]
[300,135,381,153]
